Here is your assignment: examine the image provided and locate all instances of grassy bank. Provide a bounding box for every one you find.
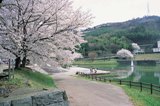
[122,85,160,106]
[134,53,160,60]
[0,68,56,89]
[73,59,119,69]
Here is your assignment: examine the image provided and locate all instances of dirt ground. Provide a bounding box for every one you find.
[53,67,133,106]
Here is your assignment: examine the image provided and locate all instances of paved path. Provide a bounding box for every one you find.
[53,67,133,106]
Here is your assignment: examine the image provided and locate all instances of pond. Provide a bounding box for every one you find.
[122,65,160,85]
[75,61,160,85]
[101,64,160,85]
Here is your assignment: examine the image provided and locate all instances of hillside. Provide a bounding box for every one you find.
[79,16,160,57]
[84,16,160,44]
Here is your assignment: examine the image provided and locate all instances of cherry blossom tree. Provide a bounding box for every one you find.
[0,0,92,68]
[132,43,140,50]
[117,49,134,58]
[132,43,142,54]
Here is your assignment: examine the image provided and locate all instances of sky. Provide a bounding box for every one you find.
[73,0,160,27]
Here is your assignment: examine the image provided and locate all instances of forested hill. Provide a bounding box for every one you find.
[79,16,160,57]
[84,16,160,44]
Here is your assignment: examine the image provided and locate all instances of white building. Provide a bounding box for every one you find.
[153,41,160,52]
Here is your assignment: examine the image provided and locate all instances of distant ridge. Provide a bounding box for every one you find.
[85,16,160,32]
[78,16,160,57]
[84,15,160,44]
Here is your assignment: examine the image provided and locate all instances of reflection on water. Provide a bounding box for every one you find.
[118,64,160,85]
[154,72,160,84]
[98,63,160,85]
[116,66,134,79]
[76,60,160,85]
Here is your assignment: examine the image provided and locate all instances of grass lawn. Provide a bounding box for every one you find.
[73,59,119,69]
[0,67,56,90]
[121,85,160,106]
[134,53,160,60]
[97,73,118,78]
[74,59,118,65]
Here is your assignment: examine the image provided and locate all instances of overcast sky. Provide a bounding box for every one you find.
[73,0,160,26]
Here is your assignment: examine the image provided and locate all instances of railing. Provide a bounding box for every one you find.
[0,59,15,80]
[78,72,160,95]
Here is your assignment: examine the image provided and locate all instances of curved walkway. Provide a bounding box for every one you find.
[53,67,133,106]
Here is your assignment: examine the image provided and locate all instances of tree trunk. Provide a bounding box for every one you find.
[21,57,26,67]
[15,57,21,69]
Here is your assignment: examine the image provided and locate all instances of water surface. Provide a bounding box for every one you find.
[76,63,160,85]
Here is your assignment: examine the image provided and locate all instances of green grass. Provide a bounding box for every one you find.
[0,68,56,89]
[15,68,55,88]
[98,73,118,78]
[73,59,119,69]
[134,53,160,60]
[74,59,118,65]
[122,85,160,106]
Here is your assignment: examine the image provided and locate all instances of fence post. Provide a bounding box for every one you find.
[129,81,131,88]
[8,59,11,80]
[119,80,122,85]
[82,72,84,76]
[10,59,15,79]
[81,72,83,76]
[91,75,93,80]
[12,59,15,79]
[93,75,95,80]
[140,82,142,92]
[99,77,101,81]
[88,74,90,79]
[151,84,153,94]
